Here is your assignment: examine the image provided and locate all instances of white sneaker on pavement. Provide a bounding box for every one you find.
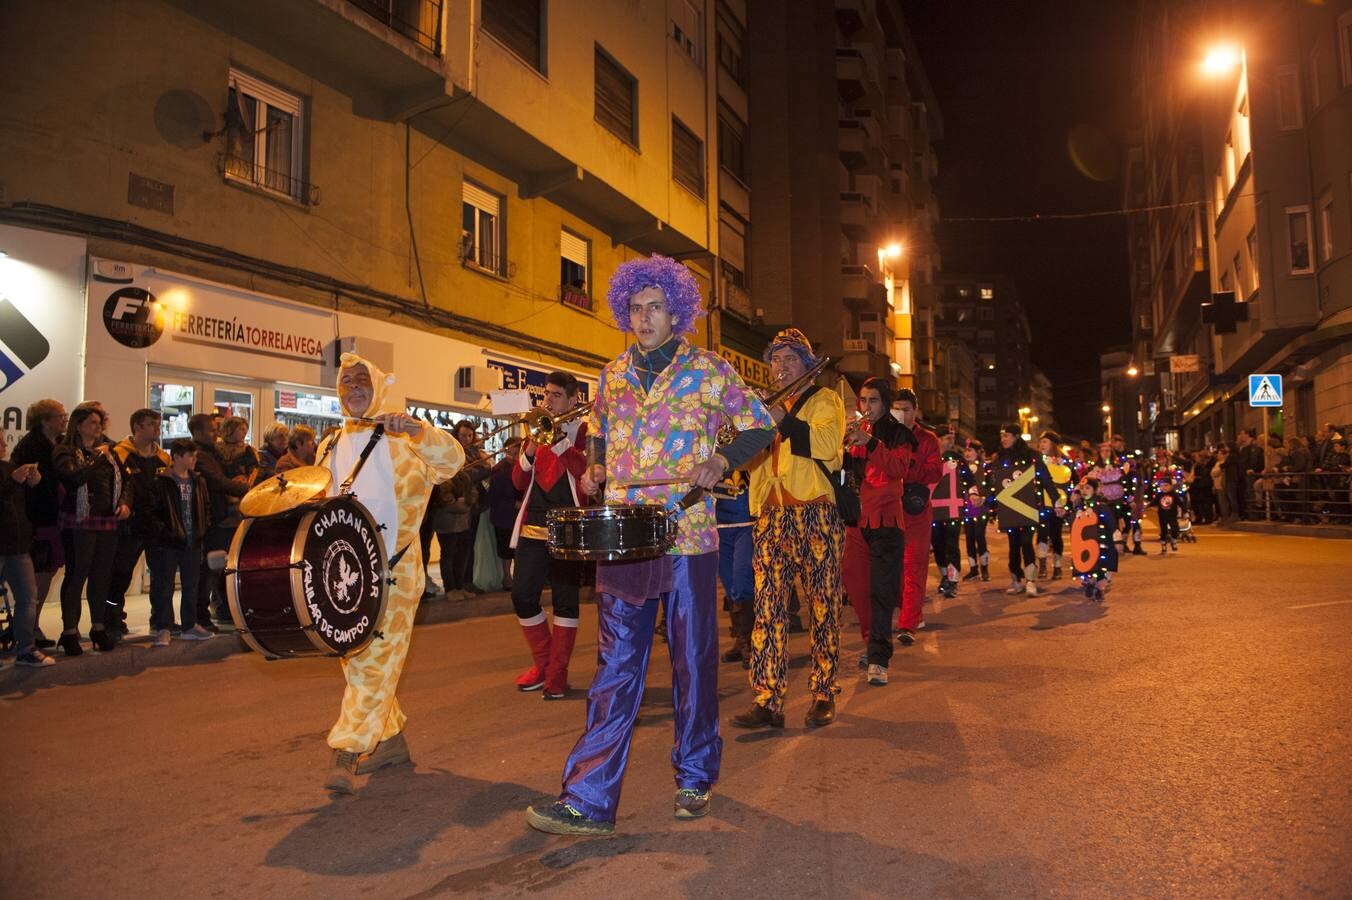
[866,664,888,686]
[153,630,171,647]
[180,625,214,641]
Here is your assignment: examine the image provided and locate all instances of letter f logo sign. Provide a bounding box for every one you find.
[0,298,51,393]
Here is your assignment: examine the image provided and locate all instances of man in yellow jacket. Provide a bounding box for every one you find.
[731,328,846,730]
[320,352,464,794]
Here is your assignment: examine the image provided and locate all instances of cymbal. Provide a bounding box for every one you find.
[240,466,332,518]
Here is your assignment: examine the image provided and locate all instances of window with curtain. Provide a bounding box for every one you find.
[462,181,504,274]
[560,229,590,308]
[225,69,307,202]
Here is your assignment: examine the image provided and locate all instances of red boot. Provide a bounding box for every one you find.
[542,617,578,700]
[516,614,551,692]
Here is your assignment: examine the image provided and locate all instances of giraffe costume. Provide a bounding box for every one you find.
[320,352,464,757]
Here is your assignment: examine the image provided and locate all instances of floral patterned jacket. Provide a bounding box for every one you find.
[590,339,773,555]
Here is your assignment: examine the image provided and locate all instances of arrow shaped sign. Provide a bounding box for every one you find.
[994,464,1039,529]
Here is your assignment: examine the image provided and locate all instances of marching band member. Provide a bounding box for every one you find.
[841,378,917,686]
[731,328,845,731]
[320,353,465,794]
[930,425,969,598]
[961,439,991,582]
[1035,431,1073,581]
[716,470,754,668]
[526,255,773,835]
[509,372,591,699]
[891,390,942,645]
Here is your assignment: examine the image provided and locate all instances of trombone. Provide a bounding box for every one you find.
[717,355,836,445]
[465,400,595,459]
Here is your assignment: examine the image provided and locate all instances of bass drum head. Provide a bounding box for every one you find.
[291,496,389,656]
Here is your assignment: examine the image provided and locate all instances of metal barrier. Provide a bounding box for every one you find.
[1241,470,1352,524]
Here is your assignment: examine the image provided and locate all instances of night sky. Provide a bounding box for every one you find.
[904,1,1138,438]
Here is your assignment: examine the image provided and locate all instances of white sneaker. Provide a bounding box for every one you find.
[153,630,171,647]
[1025,580,1039,596]
[1005,579,1023,595]
[915,620,926,630]
[180,625,214,641]
[866,664,888,686]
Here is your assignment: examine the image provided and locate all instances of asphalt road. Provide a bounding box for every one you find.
[3,525,1349,898]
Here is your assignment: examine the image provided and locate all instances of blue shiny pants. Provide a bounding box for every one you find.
[559,552,720,823]
[718,524,754,606]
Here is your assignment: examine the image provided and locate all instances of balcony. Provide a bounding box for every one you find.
[834,0,871,35]
[840,191,870,237]
[839,118,866,162]
[842,264,883,310]
[838,347,891,379]
[170,0,447,120]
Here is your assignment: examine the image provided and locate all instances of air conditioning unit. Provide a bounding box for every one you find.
[454,365,500,404]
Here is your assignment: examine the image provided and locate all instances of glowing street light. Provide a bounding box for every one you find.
[1101,403,1111,413]
[885,242,903,259]
[1126,364,1139,377]
[1201,44,1241,77]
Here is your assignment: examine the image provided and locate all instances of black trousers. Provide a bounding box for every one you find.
[109,532,151,624]
[60,529,117,632]
[1036,513,1064,556]
[437,529,474,591]
[931,521,960,570]
[862,525,904,667]
[964,519,988,561]
[510,537,585,620]
[1157,507,1179,541]
[196,525,233,624]
[1006,527,1036,577]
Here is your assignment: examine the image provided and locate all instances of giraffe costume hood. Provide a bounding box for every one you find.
[321,351,464,758]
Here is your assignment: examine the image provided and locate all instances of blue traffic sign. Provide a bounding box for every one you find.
[1248,373,1282,407]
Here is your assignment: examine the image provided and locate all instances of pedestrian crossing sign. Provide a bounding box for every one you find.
[1248,374,1282,407]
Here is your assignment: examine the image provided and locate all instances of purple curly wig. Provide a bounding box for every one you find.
[605,254,705,335]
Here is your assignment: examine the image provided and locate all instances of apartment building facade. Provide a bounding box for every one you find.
[1126,0,1352,449]
[745,0,942,397]
[0,0,762,445]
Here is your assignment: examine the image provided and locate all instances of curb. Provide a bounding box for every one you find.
[0,590,518,694]
[1222,521,1352,539]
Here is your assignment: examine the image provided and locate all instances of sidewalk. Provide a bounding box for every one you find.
[1,585,519,692]
[1221,520,1352,539]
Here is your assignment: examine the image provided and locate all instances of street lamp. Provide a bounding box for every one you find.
[1102,403,1112,442]
[1126,363,1139,377]
[1201,44,1241,76]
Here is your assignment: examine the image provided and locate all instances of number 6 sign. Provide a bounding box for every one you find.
[1070,508,1101,575]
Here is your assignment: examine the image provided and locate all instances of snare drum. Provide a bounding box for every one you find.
[226,495,388,659]
[547,504,674,561]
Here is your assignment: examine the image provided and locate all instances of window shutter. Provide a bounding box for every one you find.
[718,214,745,270]
[672,117,704,197]
[560,230,588,266]
[595,47,636,142]
[482,0,542,70]
[463,181,499,216]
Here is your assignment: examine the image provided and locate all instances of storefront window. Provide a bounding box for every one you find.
[151,381,195,442]
[213,387,255,442]
[274,388,342,439]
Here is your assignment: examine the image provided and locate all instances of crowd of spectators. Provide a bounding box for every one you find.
[1178,422,1349,524]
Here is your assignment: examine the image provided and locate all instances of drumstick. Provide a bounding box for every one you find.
[613,476,692,488]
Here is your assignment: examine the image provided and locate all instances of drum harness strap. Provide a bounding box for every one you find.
[328,423,415,588]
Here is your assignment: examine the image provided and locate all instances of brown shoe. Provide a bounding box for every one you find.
[805,698,836,728]
[730,703,784,729]
[324,749,361,794]
[356,732,411,775]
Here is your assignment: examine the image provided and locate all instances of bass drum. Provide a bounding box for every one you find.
[226,495,388,659]
[547,504,674,561]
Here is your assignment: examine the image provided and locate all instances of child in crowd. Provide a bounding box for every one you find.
[1070,477,1118,603]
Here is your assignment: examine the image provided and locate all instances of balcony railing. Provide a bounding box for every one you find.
[348,0,442,54]
[218,152,320,206]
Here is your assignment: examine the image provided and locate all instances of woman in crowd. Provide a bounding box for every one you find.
[52,403,130,654]
[11,399,68,650]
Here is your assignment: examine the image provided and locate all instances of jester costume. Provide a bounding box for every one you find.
[727,329,845,729]
[320,353,464,789]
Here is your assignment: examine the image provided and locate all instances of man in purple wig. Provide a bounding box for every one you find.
[526,254,774,834]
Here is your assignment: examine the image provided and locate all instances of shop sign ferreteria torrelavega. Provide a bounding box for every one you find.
[93,260,330,365]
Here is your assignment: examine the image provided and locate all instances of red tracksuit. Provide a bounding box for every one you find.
[898,424,942,631]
